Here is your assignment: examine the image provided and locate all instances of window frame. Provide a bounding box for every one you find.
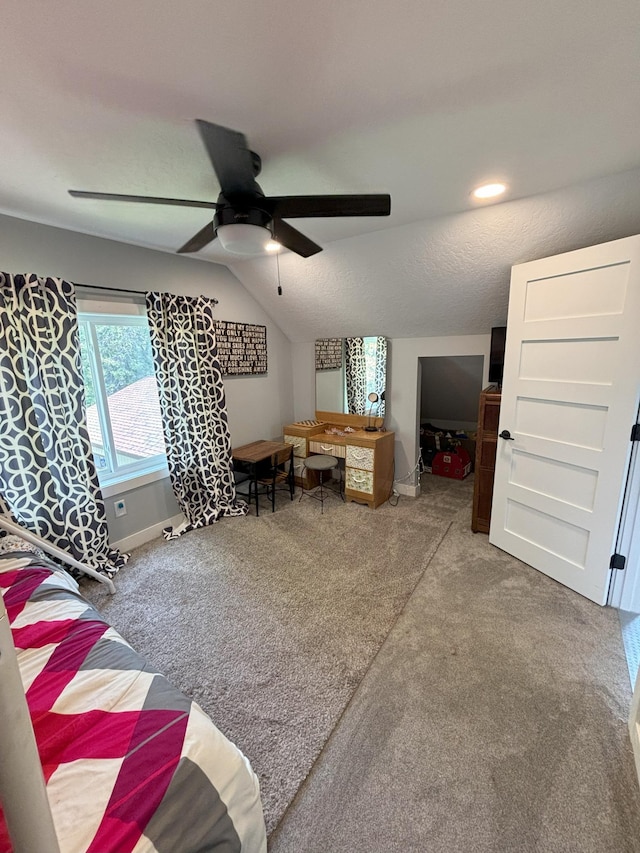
[78,311,168,491]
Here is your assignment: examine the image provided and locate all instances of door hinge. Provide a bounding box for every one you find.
[610,553,626,570]
[631,423,640,442]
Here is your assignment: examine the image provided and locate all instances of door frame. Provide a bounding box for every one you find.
[607,414,640,610]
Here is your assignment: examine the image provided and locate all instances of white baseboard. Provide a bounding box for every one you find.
[395,482,419,498]
[111,513,185,553]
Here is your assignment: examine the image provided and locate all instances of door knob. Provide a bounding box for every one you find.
[499,429,515,441]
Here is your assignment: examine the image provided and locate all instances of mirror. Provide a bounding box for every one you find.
[315,336,387,416]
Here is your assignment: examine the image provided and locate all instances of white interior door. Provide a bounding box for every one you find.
[490,235,640,605]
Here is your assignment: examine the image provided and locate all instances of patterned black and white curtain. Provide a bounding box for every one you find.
[374,336,387,416]
[0,273,126,575]
[145,292,247,539]
[345,336,367,415]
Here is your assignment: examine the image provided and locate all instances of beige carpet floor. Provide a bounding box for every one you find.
[270,476,640,852]
[82,483,459,833]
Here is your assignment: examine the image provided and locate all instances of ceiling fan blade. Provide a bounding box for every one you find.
[272,219,322,258]
[177,221,216,254]
[68,190,219,209]
[195,120,260,195]
[266,194,391,219]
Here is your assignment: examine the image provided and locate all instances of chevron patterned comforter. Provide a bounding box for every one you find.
[0,552,266,853]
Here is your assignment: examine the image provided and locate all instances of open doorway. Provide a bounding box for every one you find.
[418,355,484,475]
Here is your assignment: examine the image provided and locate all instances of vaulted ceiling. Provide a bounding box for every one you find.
[3,1,640,340]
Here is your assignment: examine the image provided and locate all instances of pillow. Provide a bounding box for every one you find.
[0,533,46,559]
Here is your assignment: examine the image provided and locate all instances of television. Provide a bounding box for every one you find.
[488,326,507,386]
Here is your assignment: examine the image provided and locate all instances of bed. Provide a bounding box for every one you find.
[0,543,267,853]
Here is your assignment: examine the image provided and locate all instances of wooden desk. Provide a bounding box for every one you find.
[232,440,291,516]
[232,440,290,467]
[283,412,394,509]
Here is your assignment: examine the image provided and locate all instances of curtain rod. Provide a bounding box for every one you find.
[75,282,219,305]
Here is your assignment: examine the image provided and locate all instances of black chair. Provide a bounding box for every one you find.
[234,467,258,514]
[264,444,295,511]
[235,445,295,515]
[233,469,250,486]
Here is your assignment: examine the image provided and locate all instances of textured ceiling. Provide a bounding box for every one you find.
[2,1,640,339]
[231,168,640,341]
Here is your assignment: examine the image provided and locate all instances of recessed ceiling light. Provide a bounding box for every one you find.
[472,182,507,201]
[266,240,281,252]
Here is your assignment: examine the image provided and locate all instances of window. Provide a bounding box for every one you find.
[78,312,167,487]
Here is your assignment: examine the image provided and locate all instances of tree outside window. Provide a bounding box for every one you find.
[78,314,166,483]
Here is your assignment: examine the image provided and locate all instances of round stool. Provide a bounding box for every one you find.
[300,454,342,513]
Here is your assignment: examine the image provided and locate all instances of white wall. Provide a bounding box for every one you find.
[292,341,316,421]
[0,213,294,543]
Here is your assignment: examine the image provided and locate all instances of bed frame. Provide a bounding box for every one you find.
[0,515,116,595]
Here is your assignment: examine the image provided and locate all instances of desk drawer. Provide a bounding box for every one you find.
[346,468,374,494]
[284,434,307,457]
[309,440,346,458]
[346,445,375,471]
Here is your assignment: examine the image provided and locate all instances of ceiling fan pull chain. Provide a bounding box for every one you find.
[276,249,283,296]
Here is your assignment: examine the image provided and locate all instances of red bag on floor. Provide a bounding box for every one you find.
[431,448,471,480]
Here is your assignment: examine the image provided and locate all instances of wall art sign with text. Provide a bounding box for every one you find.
[215,321,267,375]
[315,338,343,370]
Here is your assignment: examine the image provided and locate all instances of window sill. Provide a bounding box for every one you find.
[99,465,170,498]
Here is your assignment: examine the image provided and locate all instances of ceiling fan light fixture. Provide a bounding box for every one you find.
[68,122,391,258]
[216,223,273,255]
[472,182,507,201]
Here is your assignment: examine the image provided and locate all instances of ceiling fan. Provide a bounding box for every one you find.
[69,120,391,258]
